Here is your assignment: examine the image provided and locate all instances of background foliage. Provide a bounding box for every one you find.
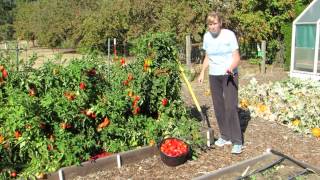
[0,0,313,68]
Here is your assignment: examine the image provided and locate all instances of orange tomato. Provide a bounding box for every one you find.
[60,123,71,129]
[14,131,22,139]
[128,73,133,81]
[98,117,110,129]
[128,91,133,97]
[64,92,76,101]
[0,135,4,143]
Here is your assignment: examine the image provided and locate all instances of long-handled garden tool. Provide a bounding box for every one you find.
[178,64,211,128]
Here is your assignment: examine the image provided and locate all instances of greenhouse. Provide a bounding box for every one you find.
[290,0,320,80]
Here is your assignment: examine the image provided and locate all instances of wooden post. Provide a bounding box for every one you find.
[108,38,110,61]
[108,38,110,78]
[186,35,191,66]
[16,43,19,71]
[261,40,266,73]
[123,41,126,57]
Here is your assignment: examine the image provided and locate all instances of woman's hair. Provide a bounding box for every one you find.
[206,11,222,24]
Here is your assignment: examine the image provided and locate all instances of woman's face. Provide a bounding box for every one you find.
[208,17,221,38]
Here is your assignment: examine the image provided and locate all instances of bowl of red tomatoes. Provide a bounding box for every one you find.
[159,137,190,167]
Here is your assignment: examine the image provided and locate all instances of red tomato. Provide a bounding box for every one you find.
[2,69,8,79]
[162,98,168,106]
[11,171,17,177]
[120,58,126,65]
[90,151,112,160]
[160,138,188,157]
[132,106,140,115]
[90,113,97,119]
[123,80,129,86]
[79,82,86,90]
[47,144,53,151]
[134,96,140,101]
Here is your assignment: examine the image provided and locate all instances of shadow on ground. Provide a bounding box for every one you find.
[188,105,211,128]
[238,108,251,144]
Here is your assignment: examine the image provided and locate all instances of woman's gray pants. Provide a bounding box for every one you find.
[209,74,242,145]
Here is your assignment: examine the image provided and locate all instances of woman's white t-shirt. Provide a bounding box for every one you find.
[202,29,239,76]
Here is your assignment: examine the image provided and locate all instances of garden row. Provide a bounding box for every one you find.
[239,77,320,138]
[0,33,204,179]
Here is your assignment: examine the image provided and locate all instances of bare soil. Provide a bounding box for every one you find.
[0,41,83,68]
[73,61,320,180]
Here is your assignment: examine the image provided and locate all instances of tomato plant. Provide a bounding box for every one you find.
[0,33,204,178]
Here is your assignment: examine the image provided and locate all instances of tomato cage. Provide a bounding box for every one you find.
[290,0,320,80]
[193,149,320,180]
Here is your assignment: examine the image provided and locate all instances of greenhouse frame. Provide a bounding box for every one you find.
[290,0,320,80]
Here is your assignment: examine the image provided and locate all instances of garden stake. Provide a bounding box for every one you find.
[58,169,64,180]
[178,64,211,128]
[117,154,122,168]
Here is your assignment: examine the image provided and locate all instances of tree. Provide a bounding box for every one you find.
[229,0,312,62]
[0,0,16,41]
[12,0,313,65]
[14,0,99,48]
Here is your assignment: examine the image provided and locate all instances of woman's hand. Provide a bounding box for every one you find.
[226,67,235,77]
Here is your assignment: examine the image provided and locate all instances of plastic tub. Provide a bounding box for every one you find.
[159,137,191,167]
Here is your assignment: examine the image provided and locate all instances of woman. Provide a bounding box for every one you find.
[198,11,243,154]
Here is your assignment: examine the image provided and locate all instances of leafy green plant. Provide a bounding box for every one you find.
[0,32,204,178]
[240,78,320,136]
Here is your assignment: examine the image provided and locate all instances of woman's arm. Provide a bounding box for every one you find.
[198,54,209,83]
[227,49,240,73]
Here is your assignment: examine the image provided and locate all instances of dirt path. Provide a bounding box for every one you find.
[74,61,320,180]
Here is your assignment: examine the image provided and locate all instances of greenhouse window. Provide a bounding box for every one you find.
[294,24,316,72]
